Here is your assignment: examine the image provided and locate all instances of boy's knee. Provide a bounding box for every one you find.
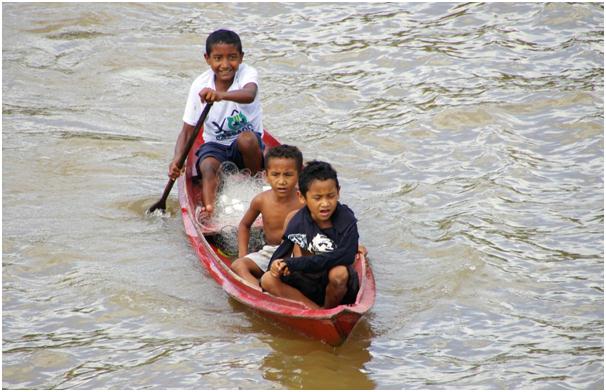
[231,258,244,273]
[260,272,278,293]
[198,157,220,177]
[237,131,260,152]
[328,266,349,287]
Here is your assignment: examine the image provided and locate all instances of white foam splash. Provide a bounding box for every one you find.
[146,208,171,218]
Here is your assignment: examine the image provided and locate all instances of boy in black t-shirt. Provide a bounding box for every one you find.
[261,161,360,309]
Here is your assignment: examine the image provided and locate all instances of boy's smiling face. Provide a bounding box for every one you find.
[301,179,340,228]
[266,157,299,198]
[204,42,243,84]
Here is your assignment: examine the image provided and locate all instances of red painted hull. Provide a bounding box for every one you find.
[177,130,376,345]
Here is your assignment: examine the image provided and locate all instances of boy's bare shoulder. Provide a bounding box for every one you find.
[246,190,265,211]
[252,189,274,208]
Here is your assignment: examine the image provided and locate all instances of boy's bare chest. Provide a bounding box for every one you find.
[259,199,300,244]
[261,199,301,229]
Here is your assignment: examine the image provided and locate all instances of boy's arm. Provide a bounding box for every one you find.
[168,122,195,179]
[237,194,263,258]
[199,82,257,104]
[284,223,359,273]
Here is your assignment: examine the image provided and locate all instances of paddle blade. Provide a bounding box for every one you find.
[147,177,176,214]
[147,199,166,214]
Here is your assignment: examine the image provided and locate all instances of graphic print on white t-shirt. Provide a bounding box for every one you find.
[212,109,255,141]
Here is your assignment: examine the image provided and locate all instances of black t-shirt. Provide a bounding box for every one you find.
[268,202,359,273]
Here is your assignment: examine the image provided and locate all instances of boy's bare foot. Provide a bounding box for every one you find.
[195,205,211,225]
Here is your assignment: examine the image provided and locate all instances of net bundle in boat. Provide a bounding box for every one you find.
[211,162,266,256]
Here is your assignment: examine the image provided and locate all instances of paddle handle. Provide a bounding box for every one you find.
[149,102,212,212]
[176,102,213,171]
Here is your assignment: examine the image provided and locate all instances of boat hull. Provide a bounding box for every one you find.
[178,130,375,345]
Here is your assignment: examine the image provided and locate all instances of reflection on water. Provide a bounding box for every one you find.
[2,1,603,389]
[228,299,376,389]
[262,334,375,390]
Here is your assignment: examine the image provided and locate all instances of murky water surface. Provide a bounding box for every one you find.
[3,2,603,389]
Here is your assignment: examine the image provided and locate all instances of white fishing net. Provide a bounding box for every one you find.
[211,162,268,257]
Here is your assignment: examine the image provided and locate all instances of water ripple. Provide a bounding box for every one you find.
[2,2,603,389]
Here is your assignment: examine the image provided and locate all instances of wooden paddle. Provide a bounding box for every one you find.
[148,102,213,213]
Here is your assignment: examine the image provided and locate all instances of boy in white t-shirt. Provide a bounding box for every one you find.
[168,29,264,216]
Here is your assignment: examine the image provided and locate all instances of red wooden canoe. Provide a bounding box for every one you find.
[177,130,376,345]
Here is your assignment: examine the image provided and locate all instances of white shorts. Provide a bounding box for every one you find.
[246,244,279,271]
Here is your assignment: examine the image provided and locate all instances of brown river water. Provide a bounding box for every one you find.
[2,2,603,389]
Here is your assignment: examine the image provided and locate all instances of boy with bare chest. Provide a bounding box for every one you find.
[231,145,304,287]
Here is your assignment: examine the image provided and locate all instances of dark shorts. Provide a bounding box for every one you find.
[281,264,360,307]
[195,132,264,175]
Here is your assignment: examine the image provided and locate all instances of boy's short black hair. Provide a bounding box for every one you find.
[265,145,303,172]
[206,29,243,55]
[298,160,340,197]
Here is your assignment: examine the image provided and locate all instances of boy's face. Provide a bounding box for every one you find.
[266,158,299,198]
[204,43,243,84]
[301,179,340,227]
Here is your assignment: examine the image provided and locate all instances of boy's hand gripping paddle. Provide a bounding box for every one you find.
[148,103,213,214]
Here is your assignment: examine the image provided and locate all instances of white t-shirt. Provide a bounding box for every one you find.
[182,63,263,145]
